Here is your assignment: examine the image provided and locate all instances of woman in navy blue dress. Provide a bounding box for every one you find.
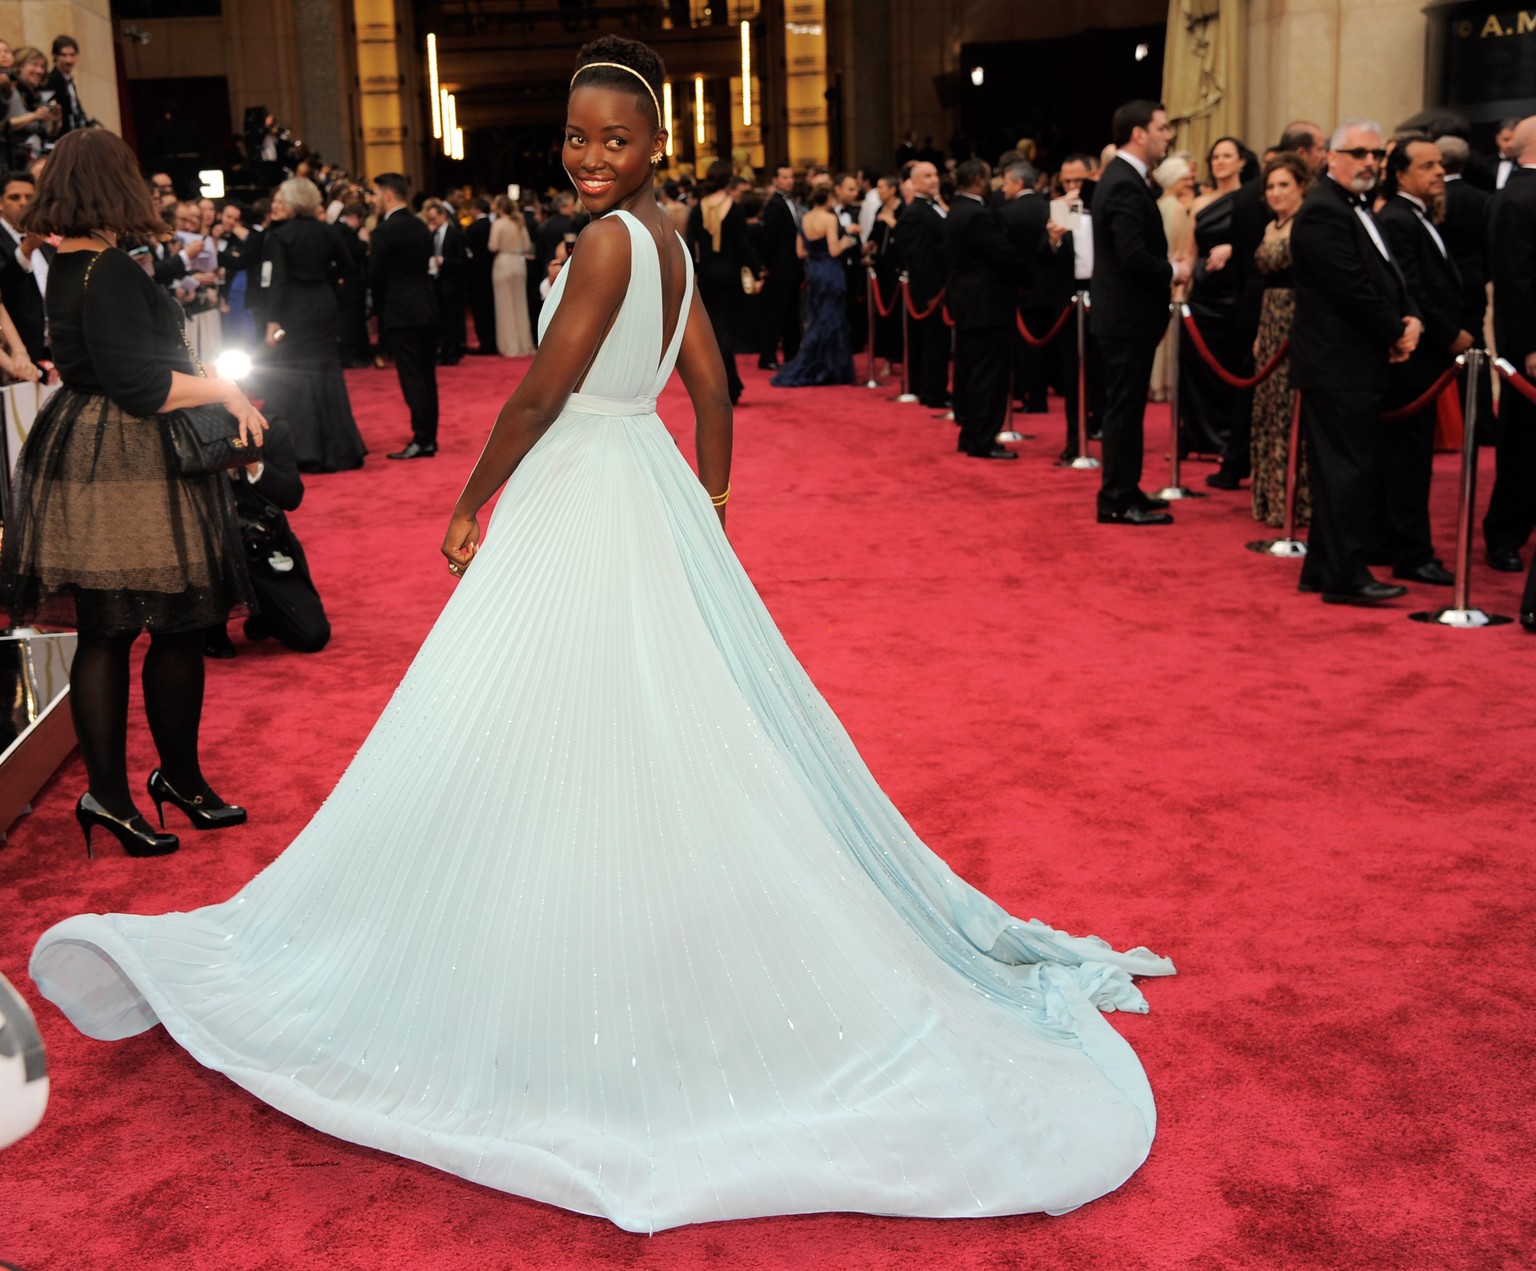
[770,186,855,388]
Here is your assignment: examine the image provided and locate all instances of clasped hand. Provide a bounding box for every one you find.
[1388,315,1422,365]
[441,512,481,578]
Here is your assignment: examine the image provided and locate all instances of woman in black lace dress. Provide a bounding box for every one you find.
[1,130,266,858]
[1249,153,1311,528]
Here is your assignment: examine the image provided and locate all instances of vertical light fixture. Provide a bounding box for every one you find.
[452,126,464,161]
[427,32,441,139]
[740,22,752,128]
[443,91,456,158]
[694,74,706,146]
[663,81,675,155]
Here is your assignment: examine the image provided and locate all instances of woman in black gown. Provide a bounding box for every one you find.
[262,178,366,472]
[685,161,753,405]
[1,129,265,857]
[1178,137,1257,457]
[866,175,904,375]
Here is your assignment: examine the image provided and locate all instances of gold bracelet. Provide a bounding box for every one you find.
[709,483,731,507]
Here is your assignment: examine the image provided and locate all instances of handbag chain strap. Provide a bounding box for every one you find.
[82,244,208,378]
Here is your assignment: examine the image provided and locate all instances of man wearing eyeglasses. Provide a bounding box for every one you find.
[1290,119,1421,605]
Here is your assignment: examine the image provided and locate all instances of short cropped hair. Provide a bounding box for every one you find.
[277,176,322,217]
[1111,100,1165,147]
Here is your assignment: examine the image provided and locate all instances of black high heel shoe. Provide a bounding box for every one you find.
[147,769,248,831]
[76,793,180,859]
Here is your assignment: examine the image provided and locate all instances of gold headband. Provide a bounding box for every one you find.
[570,62,661,124]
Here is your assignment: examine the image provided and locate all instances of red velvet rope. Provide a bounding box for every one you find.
[942,305,954,327]
[868,273,901,319]
[1015,302,1075,348]
[1379,364,1465,423]
[1495,358,1536,406]
[1180,310,1289,389]
[905,286,946,321]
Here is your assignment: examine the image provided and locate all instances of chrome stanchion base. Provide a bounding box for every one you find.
[1246,538,1307,557]
[1155,485,1207,501]
[996,430,1033,442]
[864,378,882,389]
[894,392,919,404]
[936,410,954,421]
[1064,454,1102,470]
[1409,607,1514,628]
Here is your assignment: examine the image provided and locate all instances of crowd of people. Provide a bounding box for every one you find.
[3,66,1534,645]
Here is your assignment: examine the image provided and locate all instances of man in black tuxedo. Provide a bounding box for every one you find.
[757,164,804,369]
[1208,121,1326,489]
[44,36,92,135]
[0,171,50,363]
[946,160,1034,459]
[1484,116,1536,576]
[893,159,950,407]
[370,174,440,459]
[425,200,468,365]
[1375,136,1472,585]
[533,192,578,333]
[998,161,1049,413]
[1090,101,1187,524]
[1290,121,1421,604]
[463,197,496,355]
[1435,136,1493,441]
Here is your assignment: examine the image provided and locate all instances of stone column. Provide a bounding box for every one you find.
[294,0,347,170]
[1246,0,1428,148]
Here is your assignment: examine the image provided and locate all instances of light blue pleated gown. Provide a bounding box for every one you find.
[32,209,1174,1233]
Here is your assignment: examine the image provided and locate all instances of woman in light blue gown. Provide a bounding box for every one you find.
[30,36,1174,1234]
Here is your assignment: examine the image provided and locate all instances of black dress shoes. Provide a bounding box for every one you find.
[1486,547,1523,572]
[1393,560,1455,586]
[757,359,779,371]
[1521,611,1536,632]
[966,445,1017,460]
[1205,471,1242,490]
[1097,504,1173,525]
[1321,581,1408,605]
[1140,493,1171,511]
[388,441,438,460]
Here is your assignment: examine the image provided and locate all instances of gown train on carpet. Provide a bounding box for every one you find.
[32,210,1173,1233]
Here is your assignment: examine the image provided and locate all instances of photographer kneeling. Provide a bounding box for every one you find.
[207,415,331,657]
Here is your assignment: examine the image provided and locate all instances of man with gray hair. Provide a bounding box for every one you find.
[1290,118,1421,604]
[1436,134,1493,437]
[998,160,1048,413]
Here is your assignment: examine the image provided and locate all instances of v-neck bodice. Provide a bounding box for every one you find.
[540,207,694,416]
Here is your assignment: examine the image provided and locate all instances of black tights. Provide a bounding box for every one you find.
[70,629,207,819]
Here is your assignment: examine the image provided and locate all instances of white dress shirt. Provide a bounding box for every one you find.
[1398,192,1448,259]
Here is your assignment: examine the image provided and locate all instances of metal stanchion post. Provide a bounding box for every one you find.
[1411,351,1512,627]
[1068,290,1100,470]
[997,367,1031,443]
[1156,302,1205,500]
[1246,390,1309,557]
[894,273,917,404]
[864,268,880,389]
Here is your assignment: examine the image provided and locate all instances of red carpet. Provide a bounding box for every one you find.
[3,356,1533,1270]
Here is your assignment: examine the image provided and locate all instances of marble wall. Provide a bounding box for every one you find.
[1246,0,1431,149]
